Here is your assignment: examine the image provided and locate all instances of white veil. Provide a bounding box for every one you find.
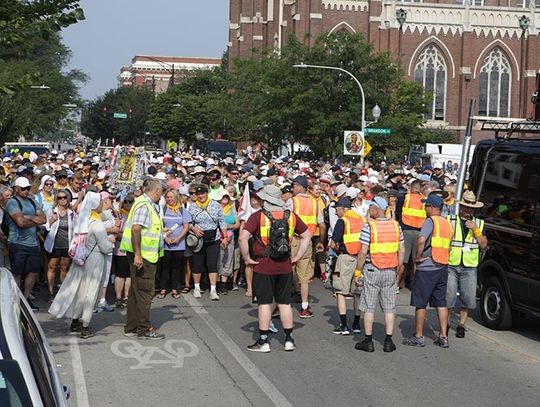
[73,191,101,235]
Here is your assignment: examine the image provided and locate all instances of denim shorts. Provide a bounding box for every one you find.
[446,265,477,309]
[410,266,448,309]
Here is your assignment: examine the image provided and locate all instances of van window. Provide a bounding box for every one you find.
[19,304,57,405]
[0,360,33,407]
[479,151,540,227]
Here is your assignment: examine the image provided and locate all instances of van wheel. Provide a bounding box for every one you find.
[480,276,513,330]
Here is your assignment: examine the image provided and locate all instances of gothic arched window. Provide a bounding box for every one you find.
[478,48,511,117]
[414,44,447,121]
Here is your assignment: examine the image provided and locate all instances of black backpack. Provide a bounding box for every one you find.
[261,209,291,260]
[1,197,37,238]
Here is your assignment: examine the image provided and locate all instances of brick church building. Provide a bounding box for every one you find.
[228,0,540,141]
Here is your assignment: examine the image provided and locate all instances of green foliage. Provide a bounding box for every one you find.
[81,87,154,145]
[0,34,87,143]
[0,0,84,59]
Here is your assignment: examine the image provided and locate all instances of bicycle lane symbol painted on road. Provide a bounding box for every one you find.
[110,339,200,369]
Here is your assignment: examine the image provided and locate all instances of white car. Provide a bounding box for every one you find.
[0,268,70,406]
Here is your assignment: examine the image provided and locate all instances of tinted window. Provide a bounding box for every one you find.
[0,360,33,407]
[479,150,540,227]
[19,305,57,406]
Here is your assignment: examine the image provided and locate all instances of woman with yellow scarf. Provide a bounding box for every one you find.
[157,189,191,299]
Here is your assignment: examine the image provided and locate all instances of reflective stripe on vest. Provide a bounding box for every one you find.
[342,210,366,256]
[313,195,328,237]
[259,211,296,246]
[448,216,484,267]
[120,196,164,263]
[402,193,426,228]
[293,195,318,235]
[430,216,453,265]
[369,219,400,269]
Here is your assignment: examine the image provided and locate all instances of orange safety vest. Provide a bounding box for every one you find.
[259,211,296,246]
[292,195,318,235]
[369,219,400,269]
[401,193,426,228]
[342,210,366,256]
[430,216,453,265]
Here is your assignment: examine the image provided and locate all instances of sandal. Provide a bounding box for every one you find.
[157,290,167,299]
[181,287,191,294]
[171,290,181,299]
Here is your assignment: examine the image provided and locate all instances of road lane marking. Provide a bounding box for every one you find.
[110,339,199,369]
[69,337,90,407]
[182,294,294,407]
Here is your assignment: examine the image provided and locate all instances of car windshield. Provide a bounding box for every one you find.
[0,360,33,407]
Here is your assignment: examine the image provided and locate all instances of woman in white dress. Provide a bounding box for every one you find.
[48,191,114,339]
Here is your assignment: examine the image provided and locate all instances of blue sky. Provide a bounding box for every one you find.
[62,0,229,100]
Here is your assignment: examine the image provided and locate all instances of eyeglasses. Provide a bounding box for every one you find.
[45,182,54,186]
[57,196,68,200]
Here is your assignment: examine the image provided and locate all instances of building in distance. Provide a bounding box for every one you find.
[119,55,222,93]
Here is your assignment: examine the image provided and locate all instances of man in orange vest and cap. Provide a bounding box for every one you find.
[330,197,367,335]
[291,175,325,318]
[355,196,405,353]
[403,194,454,349]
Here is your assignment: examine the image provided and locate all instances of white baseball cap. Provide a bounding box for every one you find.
[14,177,31,188]
[433,162,444,169]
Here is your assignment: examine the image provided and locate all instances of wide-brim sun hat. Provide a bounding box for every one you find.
[258,185,285,207]
[186,233,203,253]
[459,190,484,208]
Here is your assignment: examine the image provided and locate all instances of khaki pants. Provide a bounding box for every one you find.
[125,252,158,335]
[291,236,314,284]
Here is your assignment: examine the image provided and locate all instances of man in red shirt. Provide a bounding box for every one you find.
[239,185,311,353]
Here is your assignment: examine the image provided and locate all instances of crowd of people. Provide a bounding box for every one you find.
[0,146,486,351]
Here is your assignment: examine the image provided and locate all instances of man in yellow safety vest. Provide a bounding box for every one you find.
[121,178,165,340]
[446,190,487,338]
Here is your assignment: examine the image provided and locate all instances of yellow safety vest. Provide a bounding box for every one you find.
[120,196,164,263]
[447,216,484,267]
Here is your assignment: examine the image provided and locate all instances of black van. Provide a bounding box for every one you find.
[468,136,540,329]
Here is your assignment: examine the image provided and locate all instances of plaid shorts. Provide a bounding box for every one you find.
[359,266,397,313]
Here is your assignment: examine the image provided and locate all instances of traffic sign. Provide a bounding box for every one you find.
[365,128,391,135]
[113,112,128,119]
[363,140,372,157]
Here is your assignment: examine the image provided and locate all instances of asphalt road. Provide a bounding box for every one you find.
[37,281,540,407]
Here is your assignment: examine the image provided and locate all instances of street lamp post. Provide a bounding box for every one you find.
[293,63,367,138]
[142,56,176,90]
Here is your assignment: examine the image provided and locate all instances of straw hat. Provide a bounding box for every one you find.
[459,190,484,208]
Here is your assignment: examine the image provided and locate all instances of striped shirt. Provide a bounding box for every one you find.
[188,200,226,231]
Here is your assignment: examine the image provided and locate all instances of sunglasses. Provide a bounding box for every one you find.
[45,182,54,186]
[21,186,31,191]
[124,200,134,204]
[57,196,68,200]
[229,172,239,176]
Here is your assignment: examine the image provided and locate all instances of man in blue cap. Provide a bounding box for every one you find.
[403,194,453,349]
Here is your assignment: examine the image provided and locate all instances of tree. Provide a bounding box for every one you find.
[81,86,154,145]
[0,34,87,143]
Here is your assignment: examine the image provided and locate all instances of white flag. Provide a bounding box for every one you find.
[238,186,252,222]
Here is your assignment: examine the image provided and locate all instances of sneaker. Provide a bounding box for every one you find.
[123,331,137,337]
[209,291,220,301]
[383,338,397,353]
[80,326,94,339]
[28,293,36,301]
[232,283,239,291]
[402,335,425,347]
[193,287,201,299]
[268,321,278,333]
[333,325,350,335]
[395,286,400,294]
[138,328,165,340]
[299,307,313,319]
[456,325,466,338]
[434,336,449,348]
[284,339,296,351]
[115,299,124,308]
[100,302,114,312]
[26,299,39,311]
[70,319,81,332]
[355,338,375,352]
[122,298,128,307]
[352,324,362,334]
[247,340,271,353]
